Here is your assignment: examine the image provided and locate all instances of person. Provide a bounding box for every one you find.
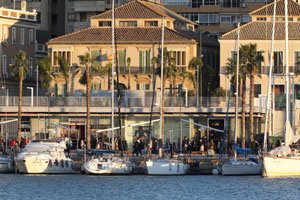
[139,138,144,156]
[10,138,15,152]
[133,139,140,156]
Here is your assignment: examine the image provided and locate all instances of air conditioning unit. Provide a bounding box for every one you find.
[240,2,246,8]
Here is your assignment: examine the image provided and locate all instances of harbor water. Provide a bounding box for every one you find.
[1,174,300,200]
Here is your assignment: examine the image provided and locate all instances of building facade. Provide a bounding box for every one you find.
[219,0,300,138]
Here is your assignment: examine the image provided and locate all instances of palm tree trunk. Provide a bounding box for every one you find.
[17,78,23,144]
[241,73,246,148]
[86,65,91,150]
[249,72,255,144]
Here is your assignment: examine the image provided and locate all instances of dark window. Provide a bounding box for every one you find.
[80,12,87,22]
[52,14,57,23]
[99,21,112,27]
[37,12,41,22]
[254,84,261,98]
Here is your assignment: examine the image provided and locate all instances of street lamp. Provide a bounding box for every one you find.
[183,87,188,107]
[27,87,33,107]
[36,65,39,106]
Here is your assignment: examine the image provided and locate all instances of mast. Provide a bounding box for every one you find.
[234,22,240,161]
[111,0,115,150]
[263,0,277,152]
[159,17,165,157]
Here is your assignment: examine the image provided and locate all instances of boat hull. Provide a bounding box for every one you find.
[263,156,300,177]
[221,161,262,176]
[16,158,75,174]
[83,158,132,175]
[0,157,15,173]
[146,159,189,175]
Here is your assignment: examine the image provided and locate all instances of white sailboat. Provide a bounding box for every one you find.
[263,0,300,177]
[145,17,189,175]
[16,139,75,174]
[83,0,133,175]
[221,22,262,176]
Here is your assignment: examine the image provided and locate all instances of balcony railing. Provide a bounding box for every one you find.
[0,95,268,110]
[220,65,300,75]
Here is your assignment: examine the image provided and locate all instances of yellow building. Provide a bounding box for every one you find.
[219,0,300,138]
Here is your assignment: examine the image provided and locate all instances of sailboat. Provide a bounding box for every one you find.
[83,0,133,175]
[221,22,262,176]
[145,17,189,175]
[263,0,300,177]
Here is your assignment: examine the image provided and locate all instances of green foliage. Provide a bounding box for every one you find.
[12,50,29,81]
[37,57,54,88]
[212,87,228,97]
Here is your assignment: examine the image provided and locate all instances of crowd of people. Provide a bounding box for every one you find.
[0,137,29,156]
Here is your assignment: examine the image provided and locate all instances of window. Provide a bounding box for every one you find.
[118,50,126,67]
[98,21,111,27]
[29,58,33,77]
[3,26,8,43]
[91,83,101,90]
[79,12,87,22]
[139,50,150,70]
[12,27,16,44]
[254,84,261,98]
[295,51,300,73]
[11,56,15,66]
[53,51,71,66]
[91,50,101,66]
[29,29,34,45]
[20,28,25,45]
[119,21,137,27]
[37,12,41,22]
[145,21,158,27]
[257,17,266,21]
[273,51,283,74]
[2,55,7,77]
[52,14,57,23]
[136,83,150,90]
[55,83,66,97]
[68,13,75,22]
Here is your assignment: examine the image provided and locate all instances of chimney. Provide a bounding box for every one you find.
[21,0,27,11]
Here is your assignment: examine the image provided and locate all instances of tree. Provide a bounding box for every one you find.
[58,56,70,96]
[188,57,203,102]
[12,50,29,144]
[37,57,54,89]
[78,53,93,150]
[240,44,264,145]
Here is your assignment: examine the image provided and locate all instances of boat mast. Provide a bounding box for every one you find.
[234,21,240,161]
[284,0,291,145]
[263,0,277,152]
[111,0,115,150]
[159,17,165,157]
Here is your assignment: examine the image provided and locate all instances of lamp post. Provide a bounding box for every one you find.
[27,87,33,107]
[183,87,188,107]
[36,65,39,106]
[196,65,199,107]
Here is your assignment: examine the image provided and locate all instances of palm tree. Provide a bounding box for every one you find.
[240,44,264,145]
[58,56,70,97]
[78,53,93,150]
[188,57,203,102]
[126,57,131,90]
[37,57,54,89]
[12,50,29,144]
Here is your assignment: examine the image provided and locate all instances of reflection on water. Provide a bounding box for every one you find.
[0,174,299,200]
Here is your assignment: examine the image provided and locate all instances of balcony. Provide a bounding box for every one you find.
[220,65,300,75]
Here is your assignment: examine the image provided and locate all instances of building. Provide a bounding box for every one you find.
[47,0,200,143]
[165,0,268,39]
[219,0,300,139]
[0,6,37,92]
[0,6,37,137]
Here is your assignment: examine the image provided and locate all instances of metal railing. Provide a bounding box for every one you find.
[0,95,268,109]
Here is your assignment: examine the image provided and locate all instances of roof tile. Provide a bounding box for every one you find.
[48,27,195,44]
[250,0,300,16]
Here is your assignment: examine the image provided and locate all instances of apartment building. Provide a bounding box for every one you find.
[0,6,37,88]
[219,0,300,137]
[165,0,267,38]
